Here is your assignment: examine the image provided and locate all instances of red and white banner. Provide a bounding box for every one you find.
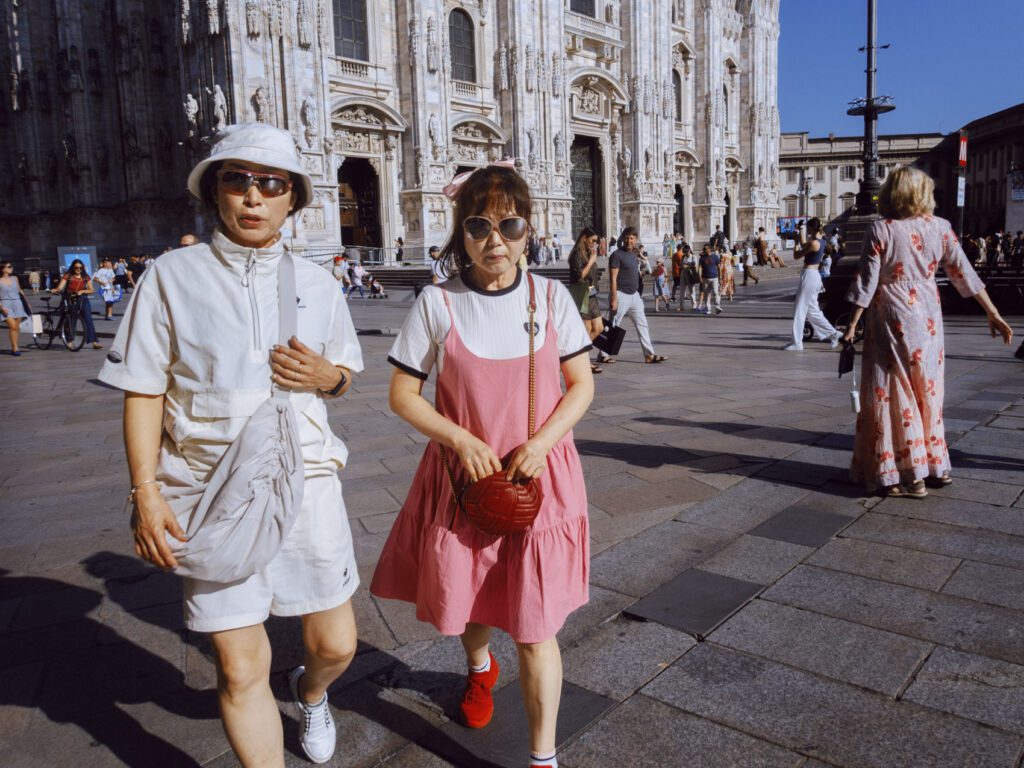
[958,132,969,168]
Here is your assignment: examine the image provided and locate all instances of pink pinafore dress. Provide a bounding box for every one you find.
[370,279,589,643]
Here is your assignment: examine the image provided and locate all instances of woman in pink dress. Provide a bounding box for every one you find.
[844,167,1013,497]
[371,164,594,768]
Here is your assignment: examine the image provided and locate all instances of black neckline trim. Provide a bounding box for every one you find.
[462,267,523,297]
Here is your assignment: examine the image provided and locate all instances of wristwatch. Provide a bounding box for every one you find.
[322,368,348,397]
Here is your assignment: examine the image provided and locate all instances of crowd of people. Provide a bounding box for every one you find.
[962,229,1024,267]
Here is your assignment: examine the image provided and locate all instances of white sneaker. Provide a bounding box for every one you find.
[289,666,336,764]
[782,343,803,351]
[830,334,841,349]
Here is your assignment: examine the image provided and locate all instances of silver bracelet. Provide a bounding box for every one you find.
[128,479,160,503]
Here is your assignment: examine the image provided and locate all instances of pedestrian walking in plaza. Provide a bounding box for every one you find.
[742,239,759,286]
[844,167,1013,497]
[720,247,736,301]
[93,258,119,320]
[598,226,666,363]
[698,243,722,315]
[679,246,700,311]
[113,257,129,292]
[27,267,41,294]
[652,258,670,312]
[783,217,840,351]
[670,242,684,302]
[371,163,594,768]
[99,123,364,766]
[0,261,29,355]
[127,255,146,289]
[52,259,102,349]
[179,233,199,247]
[568,226,605,373]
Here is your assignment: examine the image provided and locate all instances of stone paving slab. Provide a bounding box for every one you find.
[675,477,811,533]
[644,643,1024,768]
[806,538,961,592]
[624,569,762,639]
[709,599,933,696]
[941,560,1024,612]
[871,495,1024,538]
[842,513,1024,571]
[747,505,855,548]
[764,565,1024,665]
[696,535,813,585]
[903,646,1024,737]
[561,615,696,701]
[559,694,806,768]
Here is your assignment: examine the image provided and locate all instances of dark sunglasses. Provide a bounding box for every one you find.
[216,169,293,198]
[463,216,529,242]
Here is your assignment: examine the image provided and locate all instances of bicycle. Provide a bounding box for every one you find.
[34,292,85,351]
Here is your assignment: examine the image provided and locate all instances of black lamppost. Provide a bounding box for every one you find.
[847,0,895,214]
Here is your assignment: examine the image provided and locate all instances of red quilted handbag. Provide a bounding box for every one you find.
[438,273,543,536]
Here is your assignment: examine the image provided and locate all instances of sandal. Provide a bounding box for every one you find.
[927,473,953,488]
[590,364,603,374]
[887,481,928,499]
[600,357,616,364]
[645,355,667,364]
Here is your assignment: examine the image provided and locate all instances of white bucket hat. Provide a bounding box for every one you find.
[187,123,314,212]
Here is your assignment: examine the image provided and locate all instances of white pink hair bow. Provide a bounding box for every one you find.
[441,160,518,201]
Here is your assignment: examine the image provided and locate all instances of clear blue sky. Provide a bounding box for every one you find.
[778,0,1024,138]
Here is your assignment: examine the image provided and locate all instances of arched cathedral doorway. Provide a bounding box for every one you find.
[570,136,604,238]
[338,158,381,248]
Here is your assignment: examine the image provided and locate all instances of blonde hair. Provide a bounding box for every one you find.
[878,166,936,219]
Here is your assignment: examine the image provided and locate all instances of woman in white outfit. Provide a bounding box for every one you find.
[784,216,841,351]
[99,124,363,767]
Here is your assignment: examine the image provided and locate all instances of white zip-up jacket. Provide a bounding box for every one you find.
[99,229,363,478]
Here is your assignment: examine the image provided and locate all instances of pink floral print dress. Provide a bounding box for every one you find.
[846,215,984,489]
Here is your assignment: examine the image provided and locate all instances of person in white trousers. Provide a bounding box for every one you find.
[598,226,666,364]
[785,216,841,351]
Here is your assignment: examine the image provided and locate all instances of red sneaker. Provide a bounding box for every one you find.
[459,652,500,728]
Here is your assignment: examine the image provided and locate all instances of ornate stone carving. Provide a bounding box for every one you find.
[338,107,383,126]
[525,45,536,92]
[642,76,652,115]
[323,134,335,155]
[452,123,484,139]
[208,84,228,131]
[497,43,509,91]
[408,19,421,69]
[663,78,673,118]
[301,95,319,148]
[252,86,270,122]
[644,147,653,178]
[63,132,80,178]
[297,0,313,48]
[246,0,262,38]
[618,147,631,178]
[426,17,439,73]
[578,85,601,115]
[537,49,548,93]
[181,0,193,44]
[551,53,564,98]
[384,135,398,160]
[123,121,141,161]
[206,0,221,35]
[341,131,371,152]
[553,132,565,174]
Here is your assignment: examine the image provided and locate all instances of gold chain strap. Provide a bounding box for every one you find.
[437,274,538,529]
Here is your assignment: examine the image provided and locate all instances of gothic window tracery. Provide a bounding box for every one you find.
[570,0,597,17]
[448,9,476,83]
[333,0,368,61]
[672,70,683,122]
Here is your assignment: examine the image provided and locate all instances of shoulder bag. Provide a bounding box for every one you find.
[437,273,543,536]
[140,251,305,583]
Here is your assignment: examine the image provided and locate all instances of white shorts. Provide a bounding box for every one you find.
[183,473,359,633]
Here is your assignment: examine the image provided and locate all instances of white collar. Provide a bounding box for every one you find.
[210,228,285,273]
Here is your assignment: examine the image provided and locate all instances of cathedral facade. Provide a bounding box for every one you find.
[0,0,780,264]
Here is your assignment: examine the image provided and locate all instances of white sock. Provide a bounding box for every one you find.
[469,655,491,674]
[530,751,557,767]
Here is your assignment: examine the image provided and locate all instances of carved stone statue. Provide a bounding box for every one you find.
[644,147,653,178]
[323,134,335,155]
[184,93,200,134]
[525,45,536,92]
[123,121,141,160]
[618,147,631,177]
[551,53,563,97]
[207,0,221,35]
[428,113,444,161]
[252,86,269,122]
[553,132,565,174]
[208,84,228,130]
[17,153,30,182]
[408,20,420,68]
[301,95,319,148]
[63,132,80,178]
[181,0,193,43]
[246,0,262,38]
[526,126,538,168]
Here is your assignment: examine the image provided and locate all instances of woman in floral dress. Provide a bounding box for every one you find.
[843,167,1013,497]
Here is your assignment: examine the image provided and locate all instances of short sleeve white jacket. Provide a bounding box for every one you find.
[98,229,364,477]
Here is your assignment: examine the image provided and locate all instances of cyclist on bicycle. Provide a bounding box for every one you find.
[51,259,102,350]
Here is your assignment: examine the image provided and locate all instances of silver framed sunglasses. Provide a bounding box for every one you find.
[463,216,529,242]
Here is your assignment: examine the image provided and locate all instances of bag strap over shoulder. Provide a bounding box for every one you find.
[273,250,298,401]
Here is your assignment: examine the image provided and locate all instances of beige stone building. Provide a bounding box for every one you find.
[1,0,781,265]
